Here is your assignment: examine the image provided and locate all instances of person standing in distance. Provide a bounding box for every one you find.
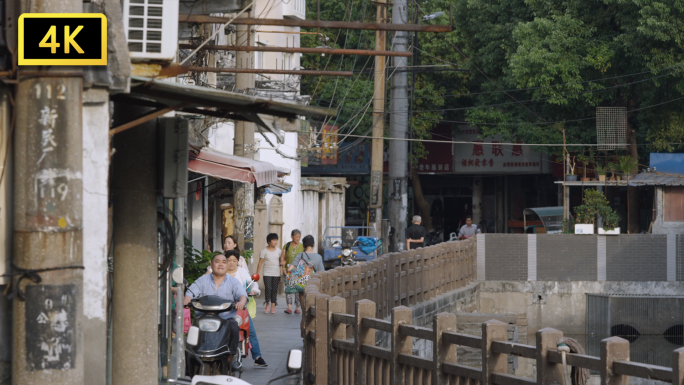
[458,217,481,240]
[406,215,427,250]
[256,233,282,314]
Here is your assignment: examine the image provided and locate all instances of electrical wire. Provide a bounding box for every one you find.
[329,67,684,114]
[313,62,684,103]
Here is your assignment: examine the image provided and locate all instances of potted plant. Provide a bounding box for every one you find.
[573,189,620,234]
[565,154,578,181]
[596,164,606,182]
[606,163,617,181]
[617,155,639,182]
[598,209,621,235]
[577,149,596,181]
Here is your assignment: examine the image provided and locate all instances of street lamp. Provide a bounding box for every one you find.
[422,11,444,21]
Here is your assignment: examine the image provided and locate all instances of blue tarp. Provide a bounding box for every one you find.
[650,153,684,174]
[356,237,379,255]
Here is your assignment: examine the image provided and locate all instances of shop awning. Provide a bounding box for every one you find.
[189,148,277,187]
[628,172,684,186]
[110,76,337,141]
[523,207,564,218]
[264,181,293,195]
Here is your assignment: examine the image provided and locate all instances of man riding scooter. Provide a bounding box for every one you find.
[184,252,248,371]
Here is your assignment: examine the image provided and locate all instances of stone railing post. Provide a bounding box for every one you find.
[354,299,376,385]
[433,312,458,385]
[536,328,564,385]
[390,306,413,384]
[400,251,409,306]
[314,294,331,384]
[673,347,684,385]
[482,320,508,384]
[351,264,361,313]
[415,248,424,304]
[389,253,398,309]
[408,249,417,305]
[600,337,629,385]
[328,296,347,385]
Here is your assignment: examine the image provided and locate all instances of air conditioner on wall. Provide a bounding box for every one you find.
[123,0,179,62]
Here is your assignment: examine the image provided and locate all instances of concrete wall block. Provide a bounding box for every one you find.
[537,235,597,280]
[485,234,528,280]
[606,235,667,281]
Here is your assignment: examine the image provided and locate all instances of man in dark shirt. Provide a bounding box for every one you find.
[405,215,427,250]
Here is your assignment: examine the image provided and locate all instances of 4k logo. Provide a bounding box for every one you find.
[19,13,107,66]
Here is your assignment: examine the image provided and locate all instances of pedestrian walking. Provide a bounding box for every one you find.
[288,234,325,309]
[280,229,304,314]
[256,233,282,314]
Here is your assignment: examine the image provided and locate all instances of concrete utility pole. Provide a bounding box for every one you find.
[369,0,387,242]
[12,1,86,384]
[388,0,409,251]
[110,104,159,385]
[233,9,256,253]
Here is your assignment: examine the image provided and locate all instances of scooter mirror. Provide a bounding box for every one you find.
[172,267,184,285]
[286,349,303,374]
[187,326,199,346]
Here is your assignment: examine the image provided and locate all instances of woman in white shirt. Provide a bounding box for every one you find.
[256,233,282,314]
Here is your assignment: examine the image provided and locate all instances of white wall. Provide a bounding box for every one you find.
[207,121,235,154]
[256,131,302,246]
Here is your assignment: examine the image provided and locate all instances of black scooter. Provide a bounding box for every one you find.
[185,295,241,377]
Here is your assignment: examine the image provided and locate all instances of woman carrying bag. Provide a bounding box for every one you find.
[286,235,325,309]
[280,229,304,314]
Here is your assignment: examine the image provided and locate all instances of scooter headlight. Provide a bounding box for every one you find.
[235,315,243,326]
[198,319,221,332]
[342,249,352,257]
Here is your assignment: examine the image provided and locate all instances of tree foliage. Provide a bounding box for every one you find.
[301,0,684,169]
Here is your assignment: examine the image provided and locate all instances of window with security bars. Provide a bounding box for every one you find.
[123,0,179,61]
[596,107,627,150]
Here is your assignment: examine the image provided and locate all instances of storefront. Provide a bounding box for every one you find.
[412,125,557,234]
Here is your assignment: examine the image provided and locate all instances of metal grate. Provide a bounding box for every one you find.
[596,107,627,150]
[587,294,684,367]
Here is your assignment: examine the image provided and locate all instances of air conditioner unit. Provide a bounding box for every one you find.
[123,0,179,62]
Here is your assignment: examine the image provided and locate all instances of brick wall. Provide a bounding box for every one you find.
[485,234,527,280]
[479,234,678,281]
[537,234,597,281]
[606,235,667,281]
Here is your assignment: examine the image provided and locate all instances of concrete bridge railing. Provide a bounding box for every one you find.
[301,239,477,384]
[301,238,684,385]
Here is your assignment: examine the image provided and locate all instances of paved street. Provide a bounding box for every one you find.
[240,294,302,385]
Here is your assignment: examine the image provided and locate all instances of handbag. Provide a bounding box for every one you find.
[183,308,192,334]
[247,296,257,319]
[284,252,314,294]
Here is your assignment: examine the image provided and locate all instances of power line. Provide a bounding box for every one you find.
[329,67,684,114]
[311,62,684,104]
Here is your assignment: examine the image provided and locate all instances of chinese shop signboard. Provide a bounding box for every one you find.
[452,126,551,174]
